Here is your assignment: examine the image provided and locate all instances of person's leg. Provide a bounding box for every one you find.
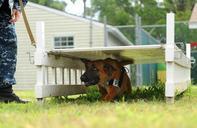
[0,22,28,103]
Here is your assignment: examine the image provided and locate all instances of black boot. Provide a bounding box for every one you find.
[0,86,28,103]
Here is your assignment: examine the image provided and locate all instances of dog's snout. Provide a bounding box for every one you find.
[80,75,88,82]
[80,68,100,86]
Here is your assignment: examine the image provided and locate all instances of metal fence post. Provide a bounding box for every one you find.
[135,14,143,86]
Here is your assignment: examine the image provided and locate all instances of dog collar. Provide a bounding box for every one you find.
[108,67,126,88]
[108,79,119,87]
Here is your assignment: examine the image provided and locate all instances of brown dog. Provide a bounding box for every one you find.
[80,58,133,101]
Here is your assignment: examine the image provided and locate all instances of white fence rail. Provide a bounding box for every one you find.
[34,22,86,100]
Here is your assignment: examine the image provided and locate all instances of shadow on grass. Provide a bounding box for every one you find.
[50,86,100,104]
[50,82,190,104]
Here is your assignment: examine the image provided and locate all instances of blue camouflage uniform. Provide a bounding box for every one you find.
[0,0,28,88]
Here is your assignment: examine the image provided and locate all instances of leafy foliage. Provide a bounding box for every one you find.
[91,0,134,25]
[55,82,166,103]
[51,82,195,104]
[29,0,66,11]
[91,0,196,25]
[128,82,166,101]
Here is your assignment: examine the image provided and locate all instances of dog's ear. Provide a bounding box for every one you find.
[103,63,116,76]
[104,58,134,66]
[81,58,91,69]
[81,58,90,63]
[104,58,113,61]
[120,59,134,65]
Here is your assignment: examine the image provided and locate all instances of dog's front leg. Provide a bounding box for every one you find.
[103,86,118,101]
[98,85,107,100]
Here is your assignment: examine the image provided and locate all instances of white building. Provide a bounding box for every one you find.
[189,3,197,29]
[15,2,132,86]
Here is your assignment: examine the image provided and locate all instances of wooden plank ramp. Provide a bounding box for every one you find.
[49,45,165,64]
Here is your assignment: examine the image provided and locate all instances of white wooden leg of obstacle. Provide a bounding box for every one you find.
[165,13,191,103]
[165,13,175,103]
[186,44,191,82]
[35,66,46,101]
[35,21,46,101]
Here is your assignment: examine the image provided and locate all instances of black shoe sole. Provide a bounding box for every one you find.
[0,97,29,104]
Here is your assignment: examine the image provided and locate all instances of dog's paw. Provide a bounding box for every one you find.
[103,95,114,102]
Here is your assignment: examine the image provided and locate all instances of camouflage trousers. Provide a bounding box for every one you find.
[0,14,17,88]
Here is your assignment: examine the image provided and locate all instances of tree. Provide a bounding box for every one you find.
[91,0,196,25]
[91,0,197,42]
[164,0,196,21]
[91,0,167,25]
[92,0,135,25]
[29,0,67,11]
[134,0,166,24]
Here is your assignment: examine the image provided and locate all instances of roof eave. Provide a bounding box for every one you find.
[28,2,133,45]
[107,26,133,46]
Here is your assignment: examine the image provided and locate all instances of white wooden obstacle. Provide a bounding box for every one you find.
[165,13,191,103]
[34,13,191,103]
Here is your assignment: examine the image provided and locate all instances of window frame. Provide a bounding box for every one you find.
[53,35,74,49]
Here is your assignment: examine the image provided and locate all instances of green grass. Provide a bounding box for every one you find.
[0,85,197,128]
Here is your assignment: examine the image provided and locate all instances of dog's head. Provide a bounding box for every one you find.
[80,58,116,86]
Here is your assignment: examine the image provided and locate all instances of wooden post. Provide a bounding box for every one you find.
[36,22,45,51]
[35,21,45,100]
[75,69,77,85]
[186,44,191,82]
[52,67,57,85]
[186,44,191,59]
[135,14,143,86]
[60,68,65,85]
[68,68,71,85]
[165,13,175,104]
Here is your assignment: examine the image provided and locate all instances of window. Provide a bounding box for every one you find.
[54,36,74,49]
